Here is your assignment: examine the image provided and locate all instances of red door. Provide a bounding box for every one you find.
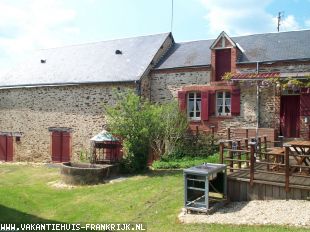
[0,135,13,161]
[215,49,231,81]
[51,131,71,162]
[280,95,300,138]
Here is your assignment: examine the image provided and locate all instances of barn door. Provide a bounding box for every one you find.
[280,95,300,138]
[51,131,71,162]
[0,135,13,162]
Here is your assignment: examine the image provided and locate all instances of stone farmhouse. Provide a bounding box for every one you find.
[0,30,309,162]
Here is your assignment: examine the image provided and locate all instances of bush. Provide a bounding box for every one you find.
[161,132,218,161]
[104,90,188,173]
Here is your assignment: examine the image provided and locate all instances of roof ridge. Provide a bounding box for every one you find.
[176,29,310,45]
[39,32,170,51]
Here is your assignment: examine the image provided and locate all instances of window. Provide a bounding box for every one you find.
[216,91,231,116]
[188,92,201,120]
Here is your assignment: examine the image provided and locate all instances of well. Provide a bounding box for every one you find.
[61,162,119,185]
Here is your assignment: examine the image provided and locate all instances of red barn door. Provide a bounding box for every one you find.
[280,95,300,138]
[0,135,13,162]
[51,131,71,162]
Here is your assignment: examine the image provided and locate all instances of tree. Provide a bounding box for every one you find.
[104,89,188,173]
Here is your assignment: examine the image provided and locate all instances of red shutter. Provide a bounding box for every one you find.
[201,91,209,121]
[209,91,216,116]
[0,136,6,161]
[300,92,310,116]
[6,136,13,161]
[231,89,241,116]
[52,131,62,162]
[178,91,187,112]
[61,132,71,162]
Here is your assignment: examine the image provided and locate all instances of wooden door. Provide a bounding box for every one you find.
[280,95,300,138]
[215,49,231,81]
[0,135,13,161]
[51,131,71,162]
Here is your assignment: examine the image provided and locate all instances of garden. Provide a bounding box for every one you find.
[0,91,308,231]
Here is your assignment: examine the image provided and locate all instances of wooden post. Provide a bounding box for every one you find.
[210,125,215,136]
[227,128,231,140]
[245,138,249,167]
[264,136,270,171]
[228,140,233,172]
[258,136,262,160]
[237,139,242,169]
[284,145,290,192]
[219,141,224,164]
[210,125,215,146]
[278,136,284,147]
[245,128,249,138]
[263,135,268,152]
[249,142,256,186]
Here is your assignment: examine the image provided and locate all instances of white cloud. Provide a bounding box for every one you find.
[200,0,301,37]
[305,19,310,27]
[0,0,79,71]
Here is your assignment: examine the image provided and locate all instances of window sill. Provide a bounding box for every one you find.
[214,115,233,119]
[189,119,201,123]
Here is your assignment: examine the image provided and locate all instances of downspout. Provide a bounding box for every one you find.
[135,80,141,97]
[256,61,260,140]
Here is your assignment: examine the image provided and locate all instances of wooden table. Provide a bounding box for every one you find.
[284,140,310,173]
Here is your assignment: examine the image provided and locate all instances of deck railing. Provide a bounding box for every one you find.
[219,135,310,192]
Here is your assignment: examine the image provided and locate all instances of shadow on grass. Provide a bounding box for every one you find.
[0,204,62,223]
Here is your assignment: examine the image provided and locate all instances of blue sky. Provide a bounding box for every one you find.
[0,0,310,75]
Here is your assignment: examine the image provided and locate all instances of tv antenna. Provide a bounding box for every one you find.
[277,11,284,32]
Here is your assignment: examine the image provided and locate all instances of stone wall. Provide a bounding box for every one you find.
[140,34,174,100]
[150,68,211,103]
[150,68,279,139]
[0,83,135,162]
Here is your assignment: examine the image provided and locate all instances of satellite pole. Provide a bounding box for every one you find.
[171,0,174,32]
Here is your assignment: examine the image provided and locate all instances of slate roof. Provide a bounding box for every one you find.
[156,30,310,70]
[0,33,170,88]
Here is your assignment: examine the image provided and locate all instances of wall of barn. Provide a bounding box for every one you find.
[0,83,135,162]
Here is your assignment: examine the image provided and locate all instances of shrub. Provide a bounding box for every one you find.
[104,90,188,173]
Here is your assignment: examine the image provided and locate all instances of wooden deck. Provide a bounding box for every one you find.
[219,129,310,201]
[227,163,310,201]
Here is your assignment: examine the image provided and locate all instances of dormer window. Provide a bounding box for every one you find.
[210,31,237,82]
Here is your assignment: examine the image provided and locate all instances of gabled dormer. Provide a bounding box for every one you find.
[210,31,237,82]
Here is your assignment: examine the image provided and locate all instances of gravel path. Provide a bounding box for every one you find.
[179,200,310,228]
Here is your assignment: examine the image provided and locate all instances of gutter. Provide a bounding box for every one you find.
[237,58,310,65]
[0,80,137,90]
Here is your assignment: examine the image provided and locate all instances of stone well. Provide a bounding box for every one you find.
[60,162,119,185]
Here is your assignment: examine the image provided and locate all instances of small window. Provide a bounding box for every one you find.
[188,92,201,120]
[216,91,231,116]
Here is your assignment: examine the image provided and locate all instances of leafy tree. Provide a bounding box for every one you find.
[104,90,188,173]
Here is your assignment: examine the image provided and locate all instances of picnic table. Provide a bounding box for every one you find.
[284,140,310,173]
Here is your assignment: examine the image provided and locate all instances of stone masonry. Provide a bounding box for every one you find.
[0,83,135,162]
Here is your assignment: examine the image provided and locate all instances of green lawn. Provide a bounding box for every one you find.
[0,164,307,232]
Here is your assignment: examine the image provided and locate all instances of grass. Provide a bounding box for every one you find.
[152,154,220,169]
[0,164,307,232]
